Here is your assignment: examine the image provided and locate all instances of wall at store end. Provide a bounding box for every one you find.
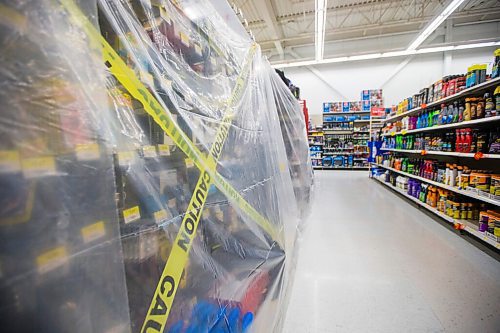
[283,47,497,117]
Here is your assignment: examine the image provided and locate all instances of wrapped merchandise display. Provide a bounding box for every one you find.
[0,1,312,333]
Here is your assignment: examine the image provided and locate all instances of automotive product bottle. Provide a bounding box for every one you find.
[455,129,462,152]
[458,101,464,122]
[464,129,472,153]
[464,98,472,121]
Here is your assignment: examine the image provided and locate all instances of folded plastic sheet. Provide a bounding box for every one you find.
[0,0,313,332]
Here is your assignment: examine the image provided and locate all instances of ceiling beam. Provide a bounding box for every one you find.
[254,6,500,47]
[247,1,495,28]
[253,0,285,59]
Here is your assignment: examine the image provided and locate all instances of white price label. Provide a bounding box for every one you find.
[75,143,100,161]
[36,246,68,274]
[117,151,135,166]
[185,158,194,168]
[154,209,168,223]
[140,70,154,87]
[158,144,170,156]
[194,44,202,56]
[180,32,189,47]
[160,6,171,22]
[81,221,106,244]
[22,156,57,178]
[0,150,21,174]
[123,206,141,224]
[143,145,157,158]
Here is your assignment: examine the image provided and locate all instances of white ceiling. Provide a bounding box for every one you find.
[233,0,500,64]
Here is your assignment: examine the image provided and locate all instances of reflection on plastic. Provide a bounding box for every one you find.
[0,0,313,332]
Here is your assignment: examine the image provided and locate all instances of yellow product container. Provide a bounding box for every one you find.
[490,175,500,197]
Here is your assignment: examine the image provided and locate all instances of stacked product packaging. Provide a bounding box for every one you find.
[383,127,500,155]
[323,89,383,114]
[387,49,500,119]
[383,83,500,136]
[374,155,500,237]
[0,1,313,332]
[320,90,382,168]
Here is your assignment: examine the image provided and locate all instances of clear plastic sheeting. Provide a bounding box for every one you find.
[0,0,312,332]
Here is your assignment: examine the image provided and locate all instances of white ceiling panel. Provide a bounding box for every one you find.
[231,0,500,63]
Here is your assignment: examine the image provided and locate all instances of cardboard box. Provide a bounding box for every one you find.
[342,102,350,112]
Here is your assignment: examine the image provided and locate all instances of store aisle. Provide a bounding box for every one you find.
[283,171,500,333]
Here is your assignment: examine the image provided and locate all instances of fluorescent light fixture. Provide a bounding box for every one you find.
[272,41,500,68]
[315,0,327,61]
[407,0,466,51]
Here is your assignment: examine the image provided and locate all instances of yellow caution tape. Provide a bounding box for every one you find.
[141,36,256,333]
[58,0,276,240]
[58,1,280,331]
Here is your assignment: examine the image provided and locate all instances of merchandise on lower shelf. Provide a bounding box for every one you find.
[382,126,500,154]
[372,170,500,246]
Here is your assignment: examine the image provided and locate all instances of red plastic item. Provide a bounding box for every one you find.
[464,129,471,153]
[299,100,309,134]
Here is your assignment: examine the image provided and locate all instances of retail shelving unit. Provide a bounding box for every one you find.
[308,129,324,169]
[321,110,371,169]
[372,75,500,250]
[382,115,500,136]
[373,163,500,206]
[382,77,500,124]
[380,148,500,159]
[373,176,500,249]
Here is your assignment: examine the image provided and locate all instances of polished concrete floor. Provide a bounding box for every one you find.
[283,171,500,333]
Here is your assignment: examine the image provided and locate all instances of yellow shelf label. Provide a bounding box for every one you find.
[123,206,140,224]
[185,158,194,168]
[143,145,157,158]
[117,151,135,166]
[194,44,202,56]
[160,6,171,22]
[0,150,21,174]
[154,209,168,223]
[160,77,172,91]
[401,130,407,135]
[140,70,154,87]
[22,156,56,178]
[75,143,100,161]
[36,246,68,274]
[180,31,189,47]
[81,221,106,244]
[158,144,170,156]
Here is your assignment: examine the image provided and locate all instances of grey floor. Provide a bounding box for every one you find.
[283,171,500,333]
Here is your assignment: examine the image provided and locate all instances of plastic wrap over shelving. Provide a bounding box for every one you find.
[0,0,312,332]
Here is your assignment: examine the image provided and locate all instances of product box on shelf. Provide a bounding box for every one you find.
[371,89,383,101]
[362,90,370,101]
[0,1,313,333]
[350,101,361,112]
[342,102,350,112]
[323,102,330,113]
[493,49,500,79]
[362,89,383,101]
[363,100,371,112]
[371,99,384,110]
